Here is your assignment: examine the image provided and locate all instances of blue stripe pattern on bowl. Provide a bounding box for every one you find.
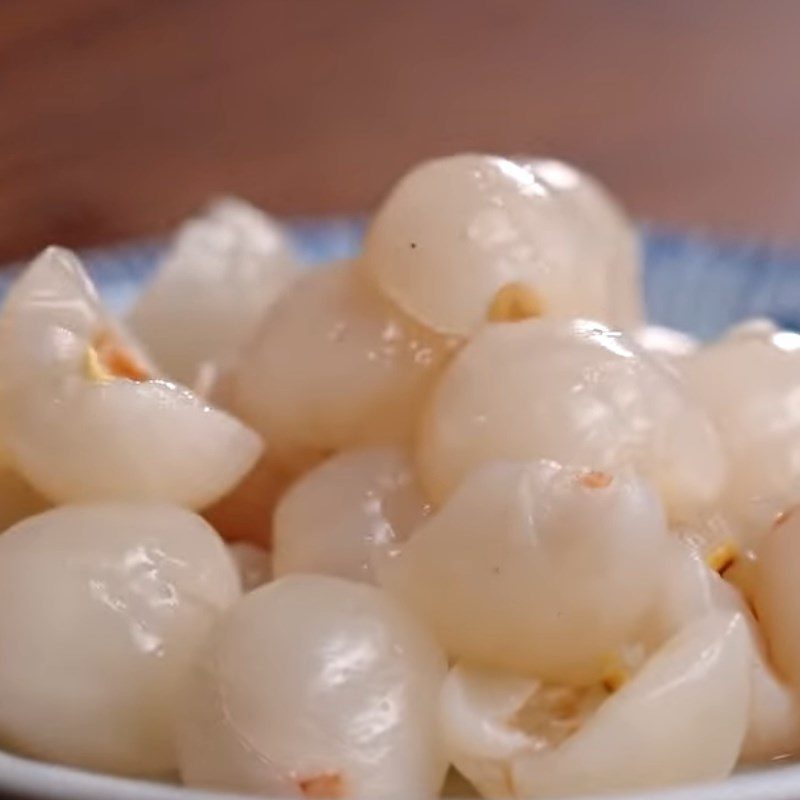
[4,217,800,340]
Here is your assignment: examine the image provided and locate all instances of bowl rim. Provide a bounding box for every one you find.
[3,748,800,800]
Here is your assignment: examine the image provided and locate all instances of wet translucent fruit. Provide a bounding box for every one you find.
[129,198,298,387]
[0,247,262,508]
[362,153,642,335]
[683,320,800,538]
[273,446,429,583]
[177,574,448,799]
[233,261,455,472]
[377,459,671,683]
[417,318,725,519]
[0,504,240,776]
[441,612,750,799]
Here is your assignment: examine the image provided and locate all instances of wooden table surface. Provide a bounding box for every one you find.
[3,0,800,263]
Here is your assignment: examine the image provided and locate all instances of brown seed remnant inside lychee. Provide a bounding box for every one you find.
[580,470,613,489]
[299,772,344,799]
[706,540,739,575]
[83,346,114,384]
[487,282,544,323]
[601,666,629,693]
[600,652,630,692]
[92,330,150,382]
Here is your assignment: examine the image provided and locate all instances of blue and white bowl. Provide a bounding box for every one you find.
[2,218,800,800]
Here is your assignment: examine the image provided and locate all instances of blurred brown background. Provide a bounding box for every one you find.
[3,0,800,262]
